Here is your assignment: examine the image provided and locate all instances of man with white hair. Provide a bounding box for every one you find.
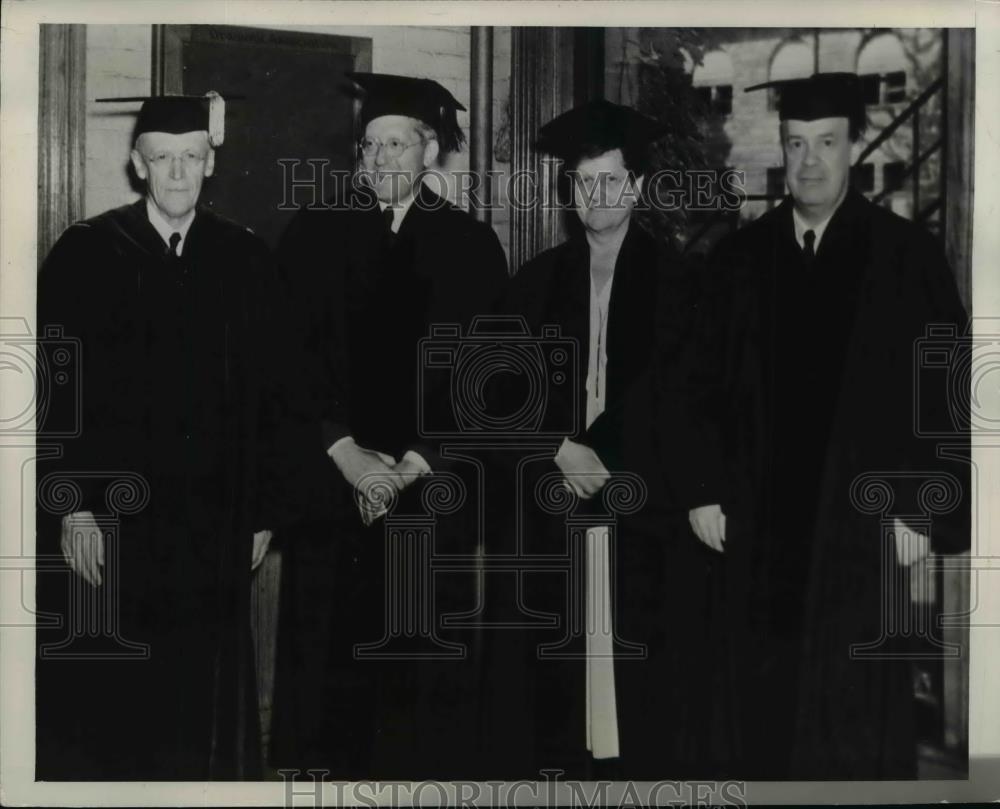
[36,93,293,780]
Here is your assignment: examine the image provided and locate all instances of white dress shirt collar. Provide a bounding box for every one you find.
[792,204,839,254]
[146,198,196,256]
[378,191,418,233]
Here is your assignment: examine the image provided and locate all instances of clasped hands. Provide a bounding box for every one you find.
[329,437,426,525]
[688,504,931,566]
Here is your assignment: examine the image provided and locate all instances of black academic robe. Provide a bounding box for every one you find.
[490,221,701,779]
[662,189,970,779]
[35,199,293,780]
[271,184,509,779]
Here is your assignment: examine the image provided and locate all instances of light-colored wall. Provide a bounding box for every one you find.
[82,24,512,258]
[85,25,151,218]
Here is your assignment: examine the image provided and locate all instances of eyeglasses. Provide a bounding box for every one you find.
[142,151,207,167]
[357,136,425,159]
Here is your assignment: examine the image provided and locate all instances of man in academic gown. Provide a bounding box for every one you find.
[666,73,970,779]
[492,101,704,779]
[35,94,296,780]
[270,72,508,779]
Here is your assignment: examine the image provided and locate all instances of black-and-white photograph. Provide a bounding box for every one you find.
[2,2,999,806]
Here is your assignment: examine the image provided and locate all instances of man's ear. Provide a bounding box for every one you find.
[422,138,440,168]
[205,149,216,178]
[130,149,148,181]
[633,174,645,197]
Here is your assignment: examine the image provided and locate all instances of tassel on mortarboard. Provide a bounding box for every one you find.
[205,91,225,147]
[438,100,466,154]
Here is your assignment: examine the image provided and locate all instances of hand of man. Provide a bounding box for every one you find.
[893,516,930,567]
[328,437,400,490]
[554,438,611,499]
[60,511,104,586]
[355,469,405,526]
[392,453,431,492]
[689,504,726,553]
[251,529,273,571]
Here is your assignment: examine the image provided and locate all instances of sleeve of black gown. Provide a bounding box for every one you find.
[403,218,510,470]
[494,251,569,461]
[276,210,353,455]
[37,224,113,516]
[909,227,971,555]
[654,245,735,513]
[248,236,317,533]
[581,246,679,476]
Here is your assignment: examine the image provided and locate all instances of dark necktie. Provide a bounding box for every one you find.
[802,229,816,264]
[383,206,396,246]
[167,231,182,259]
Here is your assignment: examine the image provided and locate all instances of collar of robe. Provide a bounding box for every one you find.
[780,187,867,262]
[123,197,205,261]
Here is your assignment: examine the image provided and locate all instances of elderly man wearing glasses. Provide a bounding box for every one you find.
[271,72,508,780]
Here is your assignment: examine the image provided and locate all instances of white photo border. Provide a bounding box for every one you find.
[2,0,997,805]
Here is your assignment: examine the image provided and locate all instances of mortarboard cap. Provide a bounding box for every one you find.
[535,100,667,168]
[95,92,228,147]
[346,72,467,153]
[745,72,866,134]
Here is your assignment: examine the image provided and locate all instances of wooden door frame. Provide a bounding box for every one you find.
[37,24,86,268]
[508,27,606,271]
